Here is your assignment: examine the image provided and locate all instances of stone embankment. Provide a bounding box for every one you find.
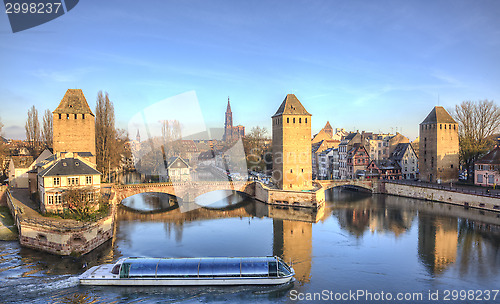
[6,188,114,255]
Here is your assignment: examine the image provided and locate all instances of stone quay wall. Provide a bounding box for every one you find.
[384,182,500,212]
[6,189,114,256]
[254,182,325,208]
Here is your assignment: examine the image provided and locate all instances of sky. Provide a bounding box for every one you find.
[1,0,500,141]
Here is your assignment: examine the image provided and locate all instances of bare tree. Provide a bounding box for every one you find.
[243,126,270,172]
[41,109,53,150]
[95,91,117,181]
[453,100,500,181]
[25,105,41,155]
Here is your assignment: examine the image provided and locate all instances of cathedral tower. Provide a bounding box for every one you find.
[418,106,459,183]
[272,94,312,190]
[223,97,233,142]
[53,89,96,164]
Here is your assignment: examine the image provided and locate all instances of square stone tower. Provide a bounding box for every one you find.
[53,89,96,164]
[418,106,459,183]
[272,94,312,190]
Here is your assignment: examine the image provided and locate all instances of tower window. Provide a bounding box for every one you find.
[66,114,69,119]
[293,118,295,123]
[299,118,301,123]
[305,118,307,123]
[440,124,442,129]
[290,169,293,173]
[58,114,61,119]
[449,124,451,130]
[82,114,85,119]
[444,124,446,129]
[451,164,453,168]
[287,118,289,124]
[74,114,77,119]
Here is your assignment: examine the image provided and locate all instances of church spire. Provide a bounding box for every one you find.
[226,96,232,113]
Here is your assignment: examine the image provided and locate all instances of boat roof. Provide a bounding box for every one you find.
[122,256,277,264]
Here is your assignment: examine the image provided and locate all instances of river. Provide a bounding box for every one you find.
[0,189,499,303]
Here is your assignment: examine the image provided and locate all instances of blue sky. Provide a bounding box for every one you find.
[1,0,499,140]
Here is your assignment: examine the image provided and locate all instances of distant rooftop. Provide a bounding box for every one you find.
[39,157,101,177]
[421,106,456,124]
[272,94,311,117]
[53,89,94,115]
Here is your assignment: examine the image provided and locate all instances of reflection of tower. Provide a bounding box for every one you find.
[136,129,141,142]
[273,219,312,284]
[418,215,458,274]
[271,94,312,190]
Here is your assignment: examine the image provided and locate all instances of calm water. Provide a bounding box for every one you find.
[1,189,499,303]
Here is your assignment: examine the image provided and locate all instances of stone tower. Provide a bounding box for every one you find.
[272,94,312,190]
[418,106,459,183]
[223,97,233,142]
[53,89,96,164]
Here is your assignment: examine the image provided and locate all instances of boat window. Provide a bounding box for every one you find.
[268,261,278,277]
[278,261,291,276]
[119,263,130,278]
[241,258,269,277]
[199,258,216,277]
[111,264,121,275]
[128,259,159,278]
[157,259,199,278]
[224,259,241,277]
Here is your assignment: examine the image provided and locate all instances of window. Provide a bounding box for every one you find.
[55,194,61,204]
[293,118,295,123]
[477,174,483,183]
[450,164,453,168]
[74,114,77,119]
[47,195,54,205]
[53,177,60,186]
[68,177,79,186]
[58,114,61,119]
[488,175,494,184]
[444,124,446,129]
[287,118,289,123]
[305,118,307,123]
[66,114,69,119]
[86,176,92,184]
[82,114,85,119]
[299,118,301,123]
[440,124,442,129]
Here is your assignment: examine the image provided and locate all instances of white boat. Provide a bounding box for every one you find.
[79,256,295,286]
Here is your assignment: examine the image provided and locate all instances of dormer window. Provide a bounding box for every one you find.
[75,161,80,166]
[62,162,67,167]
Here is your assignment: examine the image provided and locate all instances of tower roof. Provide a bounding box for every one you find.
[324,121,333,131]
[272,94,311,117]
[226,97,232,113]
[53,89,94,115]
[421,106,456,124]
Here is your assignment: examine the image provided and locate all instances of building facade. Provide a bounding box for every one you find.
[272,94,312,190]
[418,106,459,183]
[53,89,96,164]
[37,153,101,213]
[474,144,500,187]
[390,143,418,179]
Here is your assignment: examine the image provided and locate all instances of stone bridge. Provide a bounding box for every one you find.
[112,181,255,204]
[315,179,384,193]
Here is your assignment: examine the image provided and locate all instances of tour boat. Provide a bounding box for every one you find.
[79,256,295,286]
